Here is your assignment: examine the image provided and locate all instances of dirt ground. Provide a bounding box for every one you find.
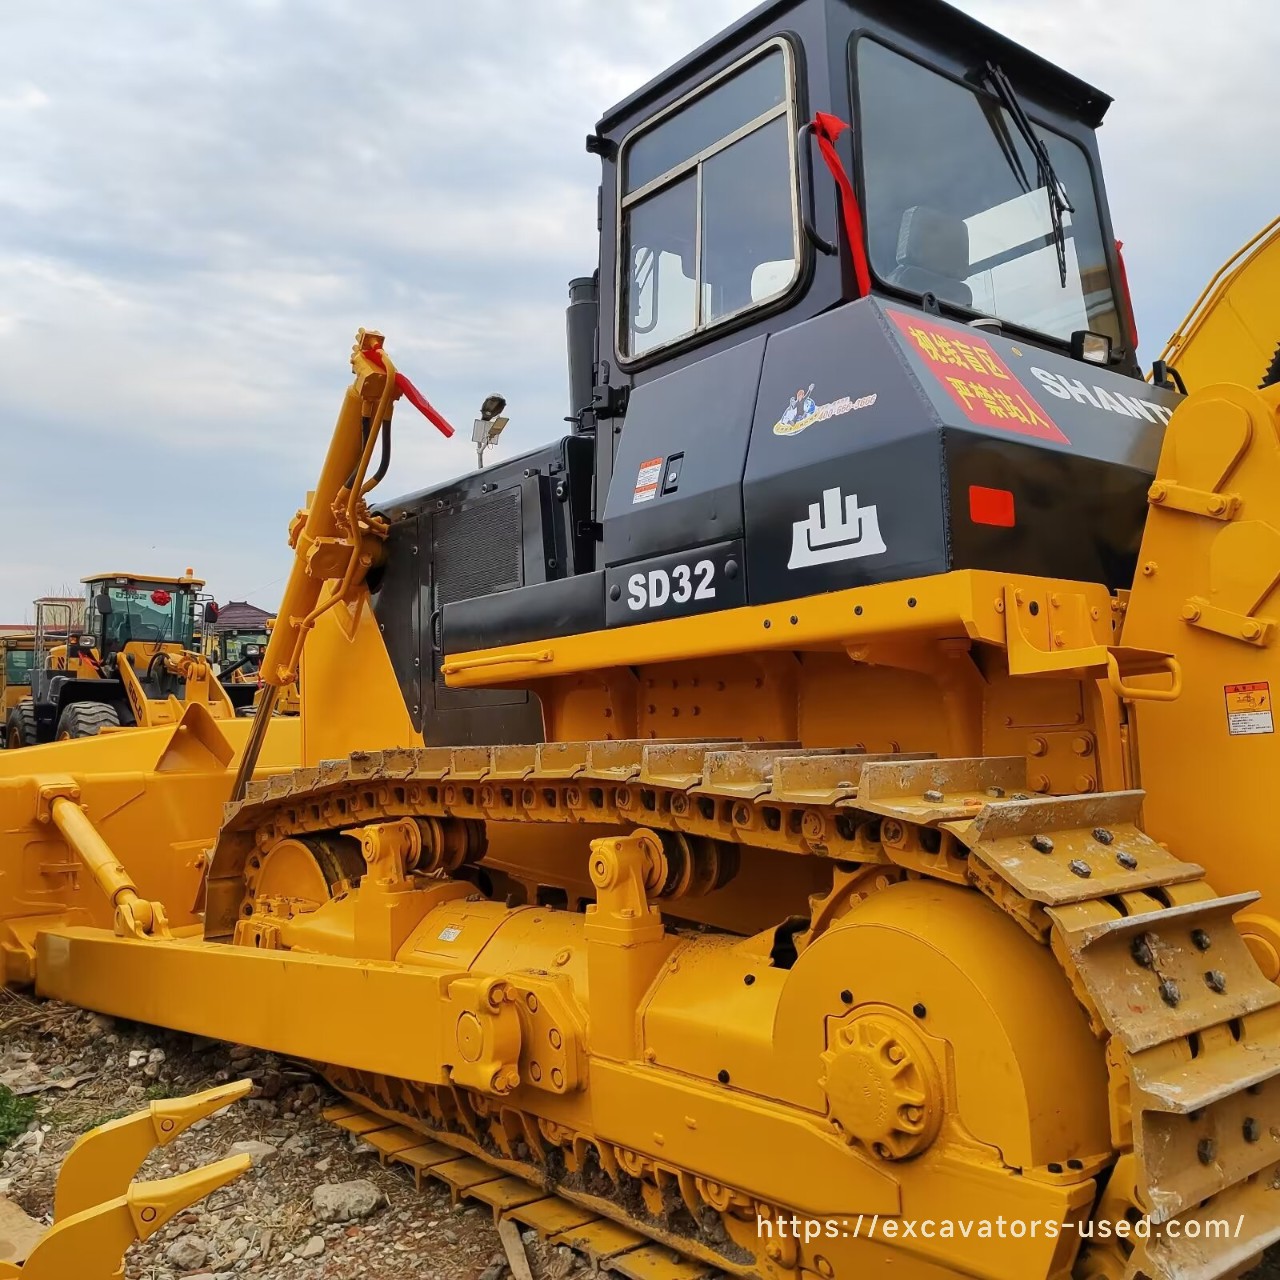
[1,991,1275,1280]
[0,992,593,1280]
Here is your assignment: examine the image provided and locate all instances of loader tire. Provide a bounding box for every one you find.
[55,702,121,741]
[4,700,37,749]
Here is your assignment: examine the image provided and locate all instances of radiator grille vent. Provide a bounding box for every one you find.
[433,490,523,606]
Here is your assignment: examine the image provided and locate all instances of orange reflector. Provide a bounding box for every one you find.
[969,485,1015,527]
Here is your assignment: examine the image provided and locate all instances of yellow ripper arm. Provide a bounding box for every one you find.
[52,1079,251,1221]
[0,1080,251,1279]
[0,1159,250,1279]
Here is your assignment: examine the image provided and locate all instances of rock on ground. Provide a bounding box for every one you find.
[0,999,595,1279]
[312,1178,384,1224]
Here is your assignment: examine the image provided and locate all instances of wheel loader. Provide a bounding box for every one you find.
[0,634,35,725]
[3,2,1280,1279]
[5,571,255,747]
[205,626,270,683]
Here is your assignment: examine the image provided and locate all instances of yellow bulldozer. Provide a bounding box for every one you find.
[5,571,256,747]
[2,4,1280,1279]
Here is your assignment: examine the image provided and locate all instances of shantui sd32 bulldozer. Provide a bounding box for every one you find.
[3,2,1280,1277]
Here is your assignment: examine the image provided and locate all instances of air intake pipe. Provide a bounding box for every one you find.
[566,275,598,431]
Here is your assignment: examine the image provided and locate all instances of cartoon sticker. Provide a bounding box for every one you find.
[886,309,1069,445]
[773,385,878,436]
[632,457,663,504]
[1225,682,1273,736]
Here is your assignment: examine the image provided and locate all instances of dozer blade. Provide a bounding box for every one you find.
[53,1078,252,1222]
[12,1156,250,1280]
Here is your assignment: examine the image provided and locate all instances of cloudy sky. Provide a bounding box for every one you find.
[0,0,1272,621]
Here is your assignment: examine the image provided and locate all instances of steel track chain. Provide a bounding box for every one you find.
[219,741,1280,1278]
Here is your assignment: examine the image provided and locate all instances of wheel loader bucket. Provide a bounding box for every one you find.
[0,1080,251,1278]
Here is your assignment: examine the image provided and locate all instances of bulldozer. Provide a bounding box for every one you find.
[3,2,1280,1278]
[6,571,255,747]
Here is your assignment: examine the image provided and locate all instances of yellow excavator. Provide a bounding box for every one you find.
[3,5,1280,1279]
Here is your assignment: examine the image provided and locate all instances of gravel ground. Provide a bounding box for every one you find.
[0,992,589,1280]
[1,990,1275,1280]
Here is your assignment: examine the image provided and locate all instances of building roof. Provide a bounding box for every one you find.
[212,600,273,632]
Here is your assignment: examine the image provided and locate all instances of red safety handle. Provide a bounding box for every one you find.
[811,111,873,299]
[363,345,456,439]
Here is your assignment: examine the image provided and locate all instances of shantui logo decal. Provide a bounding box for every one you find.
[773,384,877,436]
[788,487,887,569]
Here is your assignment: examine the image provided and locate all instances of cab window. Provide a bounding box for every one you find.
[619,42,800,359]
[855,39,1121,346]
[4,648,33,686]
[93,582,197,649]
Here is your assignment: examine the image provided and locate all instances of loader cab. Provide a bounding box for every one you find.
[80,573,201,662]
[210,629,270,680]
[0,637,35,716]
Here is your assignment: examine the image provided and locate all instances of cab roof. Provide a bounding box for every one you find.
[82,572,204,588]
[597,0,1111,132]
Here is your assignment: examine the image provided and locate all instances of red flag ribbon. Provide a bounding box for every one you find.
[812,111,872,298]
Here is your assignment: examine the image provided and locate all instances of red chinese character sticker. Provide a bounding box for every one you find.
[888,310,1069,445]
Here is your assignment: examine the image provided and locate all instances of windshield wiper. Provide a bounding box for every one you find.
[982,62,1074,287]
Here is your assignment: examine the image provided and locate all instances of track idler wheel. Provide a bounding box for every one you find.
[245,833,365,912]
[820,1008,942,1160]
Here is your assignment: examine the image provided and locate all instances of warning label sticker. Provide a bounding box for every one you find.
[438,925,462,942]
[632,457,663,504]
[1225,682,1274,736]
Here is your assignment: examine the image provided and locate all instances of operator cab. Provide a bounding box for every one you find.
[80,572,202,659]
[22,571,208,742]
[598,0,1132,392]
[375,0,1180,744]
